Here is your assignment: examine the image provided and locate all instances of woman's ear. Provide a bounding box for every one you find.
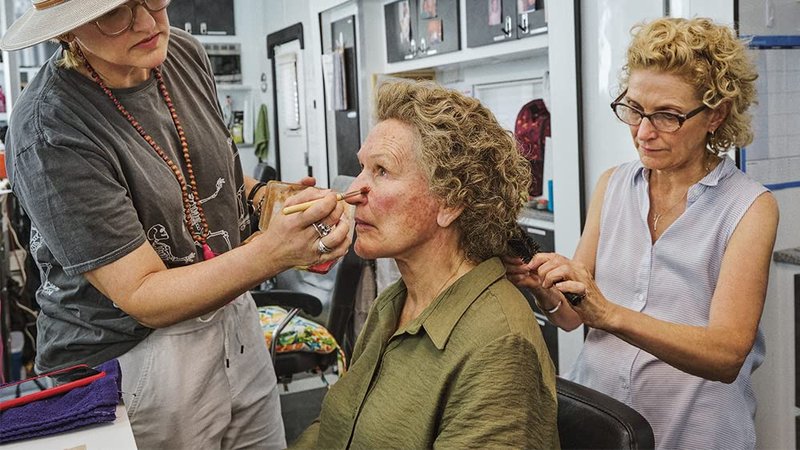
[709,101,731,132]
[437,204,464,228]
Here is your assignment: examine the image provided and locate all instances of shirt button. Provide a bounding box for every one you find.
[638,293,645,302]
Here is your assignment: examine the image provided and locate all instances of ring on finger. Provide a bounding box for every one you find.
[564,292,585,306]
[312,222,332,238]
[317,239,333,254]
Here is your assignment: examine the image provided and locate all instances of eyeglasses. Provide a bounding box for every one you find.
[610,89,707,133]
[94,0,171,37]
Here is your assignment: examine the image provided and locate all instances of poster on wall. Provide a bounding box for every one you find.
[517,0,537,13]
[427,19,443,44]
[489,0,502,26]
[398,0,411,44]
[420,0,437,19]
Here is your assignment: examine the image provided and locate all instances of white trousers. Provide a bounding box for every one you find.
[118,292,286,449]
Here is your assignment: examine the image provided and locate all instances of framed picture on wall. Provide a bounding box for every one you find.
[488,0,502,26]
[420,0,437,19]
[517,0,537,14]
[398,0,411,44]
[427,19,443,44]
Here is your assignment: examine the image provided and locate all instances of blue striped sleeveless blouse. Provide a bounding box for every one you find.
[566,156,768,449]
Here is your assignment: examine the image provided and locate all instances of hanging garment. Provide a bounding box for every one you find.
[514,99,550,197]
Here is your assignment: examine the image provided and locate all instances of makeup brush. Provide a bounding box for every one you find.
[281,186,370,215]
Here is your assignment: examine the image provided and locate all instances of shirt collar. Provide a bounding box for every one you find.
[635,155,730,187]
[389,257,506,350]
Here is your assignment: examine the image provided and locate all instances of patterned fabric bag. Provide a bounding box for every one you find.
[257,306,347,372]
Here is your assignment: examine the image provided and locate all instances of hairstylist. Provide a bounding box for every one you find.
[505,17,778,449]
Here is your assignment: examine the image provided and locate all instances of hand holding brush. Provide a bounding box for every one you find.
[508,227,584,306]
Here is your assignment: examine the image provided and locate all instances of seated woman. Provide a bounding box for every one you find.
[291,80,559,449]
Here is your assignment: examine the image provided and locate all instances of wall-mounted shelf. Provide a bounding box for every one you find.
[384,31,547,74]
[216,83,253,91]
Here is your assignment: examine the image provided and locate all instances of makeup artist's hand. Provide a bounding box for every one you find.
[257,186,350,270]
[297,176,317,187]
[529,252,615,329]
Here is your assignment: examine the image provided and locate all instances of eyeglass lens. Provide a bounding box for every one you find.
[613,104,682,132]
[96,0,171,35]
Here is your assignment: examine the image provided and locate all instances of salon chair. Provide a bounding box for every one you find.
[253,162,277,184]
[251,175,365,383]
[252,240,363,382]
[556,377,655,449]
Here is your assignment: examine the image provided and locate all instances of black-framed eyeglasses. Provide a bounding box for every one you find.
[94,0,171,37]
[610,89,707,133]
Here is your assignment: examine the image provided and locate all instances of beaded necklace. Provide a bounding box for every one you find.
[79,51,215,260]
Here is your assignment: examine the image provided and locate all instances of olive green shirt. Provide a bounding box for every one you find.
[292,257,559,449]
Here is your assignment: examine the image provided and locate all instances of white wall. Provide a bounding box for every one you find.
[579,0,665,200]
[258,0,352,188]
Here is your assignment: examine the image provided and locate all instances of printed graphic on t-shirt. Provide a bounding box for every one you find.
[236,182,248,232]
[29,227,61,297]
[147,224,196,264]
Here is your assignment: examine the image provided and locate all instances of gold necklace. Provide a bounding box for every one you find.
[650,158,714,233]
[651,194,685,232]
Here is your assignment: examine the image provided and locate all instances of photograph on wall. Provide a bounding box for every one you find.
[398,0,411,44]
[517,0,537,14]
[427,19,443,44]
[489,0,502,26]
[420,0,437,19]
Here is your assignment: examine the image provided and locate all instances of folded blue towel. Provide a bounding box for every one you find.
[0,359,121,444]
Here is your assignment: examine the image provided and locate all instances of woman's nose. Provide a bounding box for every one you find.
[636,117,658,141]
[131,1,157,31]
[346,178,368,205]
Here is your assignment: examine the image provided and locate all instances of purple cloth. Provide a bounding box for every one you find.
[0,359,121,444]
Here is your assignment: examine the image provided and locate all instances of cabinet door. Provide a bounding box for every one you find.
[384,0,416,63]
[516,0,547,39]
[418,0,459,57]
[167,0,195,34]
[466,0,516,48]
[194,0,235,35]
[332,16,361,177]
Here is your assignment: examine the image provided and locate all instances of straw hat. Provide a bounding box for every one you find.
[0,0,129,51]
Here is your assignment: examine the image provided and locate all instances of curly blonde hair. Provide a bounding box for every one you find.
[622,17,758,154]
[375,80,531,263]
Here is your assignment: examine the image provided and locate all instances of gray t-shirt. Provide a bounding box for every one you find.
[5,29,249,372]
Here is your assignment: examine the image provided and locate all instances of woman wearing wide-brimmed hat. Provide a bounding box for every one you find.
[1,1,351,447]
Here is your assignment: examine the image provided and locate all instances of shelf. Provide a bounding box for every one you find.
[216,84,253,91]
[385,32,547,74]
[195,34,240,44]
[519,205,554,231]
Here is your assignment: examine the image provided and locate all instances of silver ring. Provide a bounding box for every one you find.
[312,222,332,238]
[317,239,333,254]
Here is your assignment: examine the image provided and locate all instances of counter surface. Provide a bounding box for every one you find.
[774,247,800,266]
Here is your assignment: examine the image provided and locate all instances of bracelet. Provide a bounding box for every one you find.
[247,182,267,214]
[544,300,562,314]
[254,193,267,218]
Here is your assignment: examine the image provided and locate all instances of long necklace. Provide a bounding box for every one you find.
[79,51,215,260]
[650,158,714,233]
